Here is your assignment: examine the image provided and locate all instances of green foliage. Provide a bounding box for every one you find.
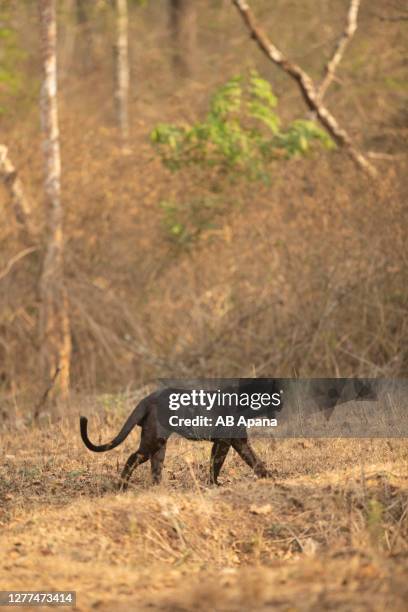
[151,71,334,179]
[0,8,27,113]
[160,197,224,249]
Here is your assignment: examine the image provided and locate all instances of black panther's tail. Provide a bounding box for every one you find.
[80,399,149,452]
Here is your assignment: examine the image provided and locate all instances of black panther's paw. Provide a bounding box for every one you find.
[258,468,277,479]
[208,479,221,487]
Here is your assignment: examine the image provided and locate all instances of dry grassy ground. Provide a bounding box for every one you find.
[1,403,407,611]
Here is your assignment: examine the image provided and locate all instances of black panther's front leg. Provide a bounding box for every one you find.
[231,438,272,478]
[150,441,167,484]
[210,439,231,484]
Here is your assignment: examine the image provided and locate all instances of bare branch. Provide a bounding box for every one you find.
[0,247,37,282]
[372,13,408,22]
[367,151,405,161]
[318,0,361,101]
[0,144,37,242]
[231,0,377,178]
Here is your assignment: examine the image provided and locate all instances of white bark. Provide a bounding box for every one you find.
[115,0,129,147]
[39,0,71,404]
[318,0,361,101]
[39,0,61,215]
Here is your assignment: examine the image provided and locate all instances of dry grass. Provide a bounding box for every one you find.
[1,404,407,610]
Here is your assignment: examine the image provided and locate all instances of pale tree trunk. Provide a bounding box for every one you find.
[169,0,197,78]
[0,144,36,244]
[115,0,129,149]
[38,0,71,408]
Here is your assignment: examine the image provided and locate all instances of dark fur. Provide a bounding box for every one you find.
[80,388,272,490]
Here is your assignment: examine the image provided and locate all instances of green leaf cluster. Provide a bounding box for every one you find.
[159,197,224,249]
[151,71,334,179]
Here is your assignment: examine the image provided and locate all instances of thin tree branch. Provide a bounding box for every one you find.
[231,0,377,178]
[372,13,408,22]
[0,247,37,282]
[367,151,405,161]
[318,0,361,101]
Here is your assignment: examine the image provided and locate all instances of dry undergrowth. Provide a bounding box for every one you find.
[1,407,407,610]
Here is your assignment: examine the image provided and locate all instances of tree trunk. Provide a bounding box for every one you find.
[115,0,129,149]
[76,0,94,73]
[169,0,197,78]
[38,0,71,408]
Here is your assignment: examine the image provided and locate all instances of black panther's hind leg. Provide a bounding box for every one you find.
[210,440,231,485]
[119,450,150,491]
[231,438,271,478]
[120,409,168,490]
[150,441,167,484]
